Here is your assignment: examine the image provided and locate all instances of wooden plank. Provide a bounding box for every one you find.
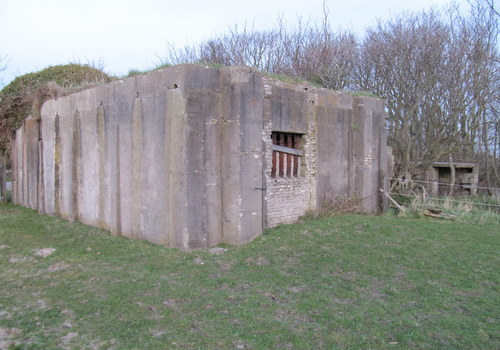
[379,189,406,213]
[272,144,303,156]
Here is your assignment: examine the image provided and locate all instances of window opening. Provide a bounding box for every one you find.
[271,132,303,178]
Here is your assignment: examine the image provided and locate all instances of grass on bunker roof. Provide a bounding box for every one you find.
[0,203,498,349]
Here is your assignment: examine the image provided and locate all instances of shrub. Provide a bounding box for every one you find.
[0,64,114,158]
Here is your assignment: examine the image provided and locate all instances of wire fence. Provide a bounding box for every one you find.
[384,191,500,209]
[385,177,500,192]
[384,177,500,210]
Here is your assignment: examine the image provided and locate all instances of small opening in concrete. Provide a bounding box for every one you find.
[173,84,178,89]
[304,87,308,91]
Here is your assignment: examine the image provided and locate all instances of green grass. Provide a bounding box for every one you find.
[125,64,172,78]
[401,194,500,225]
[0,204,498,349]
[262,72,323,88]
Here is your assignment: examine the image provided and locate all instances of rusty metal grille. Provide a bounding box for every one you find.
[271,132,303,178]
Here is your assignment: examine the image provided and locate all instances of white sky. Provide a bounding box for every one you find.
[0,0,472,86]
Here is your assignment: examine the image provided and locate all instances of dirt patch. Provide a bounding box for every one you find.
[59,321,73,330]
[357,286,387,303]
[0,245,9,250]
[289,286,304,293]
[8,256,34,263]
[330,269,358,282]
[217,259,235,272]
[59,332,78,349]
[263,292,289,304]
[246,256,270,266]
[151,329,168,338]
[234,340,249,349]
[392,270,406,283]
[208,247,227,255]
[36,299,48,310]
[331,297,354,305]
[47,262,70,272]
[0,328,21,350]
[162,299,181,311]
[193,257,204,265]
[34,247,56,257]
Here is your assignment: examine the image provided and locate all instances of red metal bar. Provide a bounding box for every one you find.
[286,134,292,177]
[293,135,299,176]
[271,133,277,178]
[278,134,284,177]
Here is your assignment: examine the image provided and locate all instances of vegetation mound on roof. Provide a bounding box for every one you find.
[0,64,114,158]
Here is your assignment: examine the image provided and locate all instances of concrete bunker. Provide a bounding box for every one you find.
[423,162,479,196]
[11,64,388,250]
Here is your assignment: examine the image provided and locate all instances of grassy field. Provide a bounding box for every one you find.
[0,204,498,349]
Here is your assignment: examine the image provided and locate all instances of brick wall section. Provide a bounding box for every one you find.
[263,80,318,227]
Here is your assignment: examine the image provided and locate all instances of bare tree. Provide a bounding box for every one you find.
[0,54,7,87]
[357,10,457,180]
[480,0,499,16]
[356,1,499,189]
[159,0,499,189]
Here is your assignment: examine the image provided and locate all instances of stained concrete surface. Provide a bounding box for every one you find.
[11,64,387,249]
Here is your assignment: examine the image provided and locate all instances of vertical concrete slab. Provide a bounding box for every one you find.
[24,118,40,210]
[115,82,136,238]
[139,88,168,244]
[183,65,225,247]
[138,66,183,245]
[78,101,99,227]
[40,101,56,216]
[97,103,107,227]
[21,123,28,206]
[352,96,386,213]
[165,87,188,248]
[204,112,223,246]
[72,109,81,221]
[221,67,264,245]
[129,95,143,238]
[219,69,242,244]
[316,92,353,203]
[239,70,264,244]
[184,89,214,248]
[101,96,119,233]
[54,112,62,216]
[12,128,23,205]
[57,96,76,220]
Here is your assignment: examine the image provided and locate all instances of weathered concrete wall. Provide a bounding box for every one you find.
[12,117,40,210]
[263,81,387,227]
[11,64,387,249]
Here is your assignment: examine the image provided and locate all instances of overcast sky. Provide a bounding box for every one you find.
[0,0,472,86]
